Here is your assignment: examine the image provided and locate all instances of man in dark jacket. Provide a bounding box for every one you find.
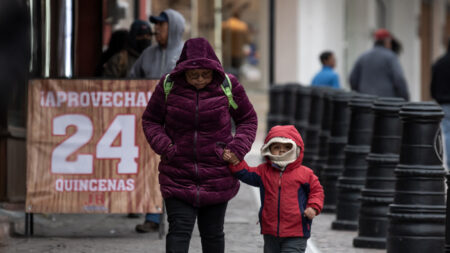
[431,39,450,170]
[350,29,410,100]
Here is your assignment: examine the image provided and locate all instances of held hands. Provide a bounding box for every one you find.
[304,207,317,220]
[223,149,240,165]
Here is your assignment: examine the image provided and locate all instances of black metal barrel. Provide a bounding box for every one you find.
[294,85,311,136]
[332,94,376,230]
[303,87,325,167]
[353,98,404,249]
[446,174,450,252]
[314,88,336,178]
[280,83,299,125]
[387,102,446,253]
[267,85,284,130]
[321,91,353,213]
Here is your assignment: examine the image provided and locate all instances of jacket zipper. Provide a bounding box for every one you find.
[194,91,199,206]
[277,171,283,237]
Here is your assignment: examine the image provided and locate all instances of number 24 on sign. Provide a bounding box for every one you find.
[51,114,139,174]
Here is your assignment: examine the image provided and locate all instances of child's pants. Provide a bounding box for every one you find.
[263,235,307,253]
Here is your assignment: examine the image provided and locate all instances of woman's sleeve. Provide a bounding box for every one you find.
[142,76,175,157]
[227,75,258,161]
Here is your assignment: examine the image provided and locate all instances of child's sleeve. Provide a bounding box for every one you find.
[229,160,262,187]
[306,170,324,214]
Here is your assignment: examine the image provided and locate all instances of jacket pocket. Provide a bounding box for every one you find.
[161,144,177,164]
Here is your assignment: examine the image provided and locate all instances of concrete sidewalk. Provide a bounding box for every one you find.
[0,153,386,253]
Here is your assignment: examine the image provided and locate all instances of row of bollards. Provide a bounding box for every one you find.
[267,84,448,252]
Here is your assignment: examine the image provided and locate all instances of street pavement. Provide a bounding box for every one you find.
[0,90,386,252]
[0,147,386,253]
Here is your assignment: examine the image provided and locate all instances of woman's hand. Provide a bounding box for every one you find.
[223,149,240,165]
[304,207,317,220]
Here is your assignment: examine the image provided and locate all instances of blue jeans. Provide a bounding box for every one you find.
[145,213,160,224]
[145,213,161,224]
[441,104,450,170]
[263,235,307,253]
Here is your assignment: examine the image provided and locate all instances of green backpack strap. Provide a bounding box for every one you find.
[221,74,238,110]
[164,73,238,110]
[163,74,173,101]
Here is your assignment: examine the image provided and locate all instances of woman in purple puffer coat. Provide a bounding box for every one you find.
[142,37,257,253]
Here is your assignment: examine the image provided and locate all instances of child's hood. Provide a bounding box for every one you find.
[263,125,305,169]
[170,38,225,84]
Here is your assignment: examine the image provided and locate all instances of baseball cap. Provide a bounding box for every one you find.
[149,12,168,23]
[374,29,391,40]
[130,20,152,36]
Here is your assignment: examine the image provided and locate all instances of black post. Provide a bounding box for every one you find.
[446,173,450,252]
[268,0,275,86]
[303,87,325,168]
[280,83,299,125]
[332,94,376,230]
[387,102,446,253]
[294,85,311,136]
[267,85,284,131]
[353,98,404,249]
[321,91,353,213]
[314,88,336,178]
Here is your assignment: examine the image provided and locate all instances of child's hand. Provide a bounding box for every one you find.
[304,207,317,220]
[223,149,240,165]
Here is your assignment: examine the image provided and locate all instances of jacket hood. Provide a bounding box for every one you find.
[263,125,304,169]
[170,38,225,81]
[164,9,185,50]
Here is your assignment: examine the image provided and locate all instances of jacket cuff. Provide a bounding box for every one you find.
[307,203,322,215]
[229,160,248,174]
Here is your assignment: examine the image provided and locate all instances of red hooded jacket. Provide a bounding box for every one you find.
[230,125,324,238]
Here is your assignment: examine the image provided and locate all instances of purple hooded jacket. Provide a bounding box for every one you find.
[142,38,258,207]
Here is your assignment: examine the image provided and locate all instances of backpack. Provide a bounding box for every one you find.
[163,73,238,110]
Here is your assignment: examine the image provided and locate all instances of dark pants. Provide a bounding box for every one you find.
[165,198,228,253]
[263,235,307,253]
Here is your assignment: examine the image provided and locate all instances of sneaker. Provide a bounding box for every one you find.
[135,221,159,233]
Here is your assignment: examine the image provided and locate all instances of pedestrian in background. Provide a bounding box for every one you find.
[349,29,410,100]
[223,125,324,253]
[102,20,152,78]
[95,29,128,77]
[311,51,340,88]
[129,9,185,79]
[431,39,450,170]
[142,37,257,252]
[131,9,186,233]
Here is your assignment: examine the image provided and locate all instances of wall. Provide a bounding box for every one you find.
[389,0,421,101]
[274,0,300,84]
[298,0,346,87]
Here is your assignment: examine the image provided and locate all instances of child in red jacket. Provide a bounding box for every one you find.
[223,125,324,253]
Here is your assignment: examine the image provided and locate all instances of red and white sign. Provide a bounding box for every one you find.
[26,79,161,213]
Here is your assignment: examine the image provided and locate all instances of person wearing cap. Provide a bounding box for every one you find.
[129,9,185,79]
[311,51,340,88]
[349,28,410,100]
[103,20,152,78]
[130,9,185,234]
[431,38,450,170]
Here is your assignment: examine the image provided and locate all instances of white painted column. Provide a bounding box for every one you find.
[389,0,421,101]
[344,0,377,89]
[298,0,346,87]
[274,0,301,84]
[432,0,448,60]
